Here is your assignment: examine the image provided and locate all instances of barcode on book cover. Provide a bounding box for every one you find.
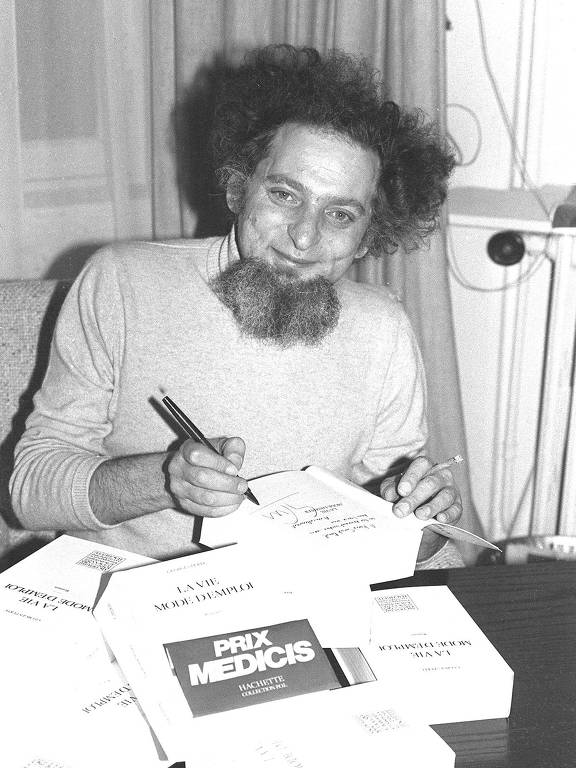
[255,740,304,767]
[374,593,417,613]
[75,550,126,572]
[356,709,407,734]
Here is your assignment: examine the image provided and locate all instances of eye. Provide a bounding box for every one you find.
[269,189,298,205]
[327,209,354,225]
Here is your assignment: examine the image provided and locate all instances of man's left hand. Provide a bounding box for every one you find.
[379,455,462,561]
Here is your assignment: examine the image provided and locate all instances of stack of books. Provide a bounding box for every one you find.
[0,466,511,767]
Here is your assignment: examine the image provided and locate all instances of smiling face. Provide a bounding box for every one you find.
[228,123,380,283]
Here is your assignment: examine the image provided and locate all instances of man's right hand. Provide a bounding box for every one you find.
[166,436,248,517]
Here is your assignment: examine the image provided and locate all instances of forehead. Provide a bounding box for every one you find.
[257,123,380,205]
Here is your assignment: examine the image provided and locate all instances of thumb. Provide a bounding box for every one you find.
[217,436,246,471]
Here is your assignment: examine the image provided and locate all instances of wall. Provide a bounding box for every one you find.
[446,0,575,539]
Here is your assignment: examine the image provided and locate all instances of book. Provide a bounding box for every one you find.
[358,585,514,723]
[0,536,165,767]
[1,639,165,768]
[0,533,155,634]
[184,682,455,768]
[94,542,313,761]
[199,465,499,585]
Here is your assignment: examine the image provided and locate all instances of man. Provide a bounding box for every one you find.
[11,45,462,567]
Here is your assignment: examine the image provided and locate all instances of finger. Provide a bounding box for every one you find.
[184,462,248,495]
[393,472,446,517]
[434,502,463,525]
[176,493,242,518]
[170,447,246,495]
[397,456,434,496]
[413,486,458,520]
[219,436,246,471]
[379,478,399,502]
[180,439,238,476]
[170,476,246,513]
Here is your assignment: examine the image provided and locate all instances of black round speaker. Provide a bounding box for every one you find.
[487,230,525,266]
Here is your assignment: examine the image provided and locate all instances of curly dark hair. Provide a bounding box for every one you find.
[211,44,455,255]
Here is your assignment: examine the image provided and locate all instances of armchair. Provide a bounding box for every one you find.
[0,279,70,569]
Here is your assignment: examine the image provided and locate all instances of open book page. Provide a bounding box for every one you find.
[94,543,324,761]
[304,467,499,549]
[202,466,498,557]
[200,467,424,586]
[184,681,455,768]
[360,585,514,723]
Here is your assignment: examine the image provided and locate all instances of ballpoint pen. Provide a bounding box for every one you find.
[161,395,259,505]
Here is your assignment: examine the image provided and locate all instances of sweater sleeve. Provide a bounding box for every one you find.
[415,541,465,569]
[351,310,465,571]
[352,307,428,486]
[10,249,125,531]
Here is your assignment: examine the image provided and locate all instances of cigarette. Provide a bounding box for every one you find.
[429,454,464,474]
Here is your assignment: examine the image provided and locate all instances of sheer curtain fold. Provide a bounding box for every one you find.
[0,1,23,278]
[380,3,482,546]
[149,1,182,239]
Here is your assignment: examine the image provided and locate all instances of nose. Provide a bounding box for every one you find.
[287,210,321,252]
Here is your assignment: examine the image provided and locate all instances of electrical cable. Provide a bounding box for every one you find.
[446,131,463,166]
[446,216,550,293]
[446,4,553,292]
[447,103,483,167]
[473,0,551,218]
[452,4,552,534]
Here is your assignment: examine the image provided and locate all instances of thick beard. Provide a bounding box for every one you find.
[210,259,341,347]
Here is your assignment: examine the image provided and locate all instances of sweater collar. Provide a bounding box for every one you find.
[205,227,241,283]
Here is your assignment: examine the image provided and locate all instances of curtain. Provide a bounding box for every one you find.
[1,0,482,555]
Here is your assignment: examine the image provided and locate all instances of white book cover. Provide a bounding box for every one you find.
[0,534,155,632]
[94,543,318,761]
[184,681,455,768]
[1,637,165,768]
[361,585,514,723]
[1,535,164,767]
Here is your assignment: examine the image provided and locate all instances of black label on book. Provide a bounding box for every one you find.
[164,619,340,717]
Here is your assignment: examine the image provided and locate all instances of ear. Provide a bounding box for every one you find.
[354,241,371,261]
[355,224,374,261]
[225,170,246,215]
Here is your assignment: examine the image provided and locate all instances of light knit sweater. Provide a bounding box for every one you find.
[11,231,463,568]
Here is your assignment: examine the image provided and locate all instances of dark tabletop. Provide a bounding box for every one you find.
[373,561,576,768]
